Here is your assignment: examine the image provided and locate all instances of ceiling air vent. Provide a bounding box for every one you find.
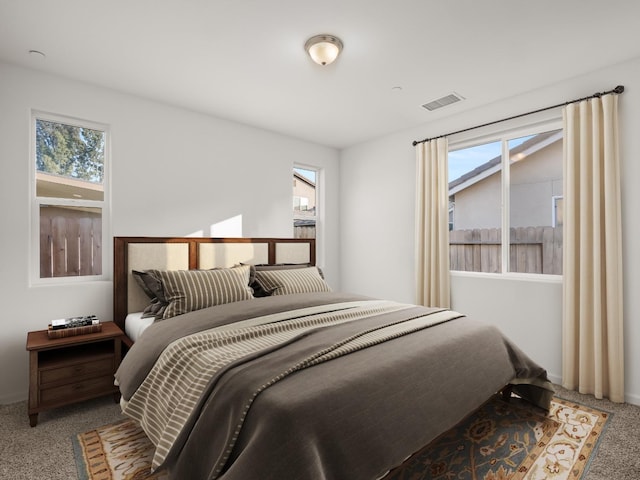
[421,92,464,111]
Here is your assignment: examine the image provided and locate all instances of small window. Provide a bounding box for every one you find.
[552,196,564,227]
[33,112,109,280]
[293,167,317,239]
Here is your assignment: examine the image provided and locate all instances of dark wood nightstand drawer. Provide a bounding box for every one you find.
[26,321,126,427]
[40,374,116,405]
[40,356,114,386]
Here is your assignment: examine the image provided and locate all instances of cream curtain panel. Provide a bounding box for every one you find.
[415,138,450,308]
[562,93,624,403]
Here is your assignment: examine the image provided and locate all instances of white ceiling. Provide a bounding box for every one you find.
[1,0,640,149]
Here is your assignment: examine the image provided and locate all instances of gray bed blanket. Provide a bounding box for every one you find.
[115,292,553,480]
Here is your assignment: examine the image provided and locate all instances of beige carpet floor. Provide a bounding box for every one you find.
[1,385,638,480]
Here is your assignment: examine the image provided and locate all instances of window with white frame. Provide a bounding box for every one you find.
[293,166,317,239]
[32,112,109,280]
[448,123,563,275]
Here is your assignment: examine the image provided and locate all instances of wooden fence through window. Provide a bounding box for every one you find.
[40,206,102,278]
[449,226,562,275]
[294,225,316,239]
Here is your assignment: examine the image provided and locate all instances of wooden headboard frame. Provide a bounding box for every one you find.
[113,237,316,331]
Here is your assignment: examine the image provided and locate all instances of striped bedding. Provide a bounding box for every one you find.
[115,292,553,480]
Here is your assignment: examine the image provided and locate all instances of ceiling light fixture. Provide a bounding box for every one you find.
[304,34,343,66]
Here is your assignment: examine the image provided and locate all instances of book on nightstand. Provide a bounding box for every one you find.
[47,315,102,339]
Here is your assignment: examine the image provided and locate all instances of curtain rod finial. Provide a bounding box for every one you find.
[614,85,625,94]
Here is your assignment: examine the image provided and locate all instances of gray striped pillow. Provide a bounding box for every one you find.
[155,265,253,319]
[254,266,331,296]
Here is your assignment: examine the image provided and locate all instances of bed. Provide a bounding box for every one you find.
[113,236,553,480]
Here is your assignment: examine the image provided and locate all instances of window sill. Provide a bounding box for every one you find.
[450,270,562,284]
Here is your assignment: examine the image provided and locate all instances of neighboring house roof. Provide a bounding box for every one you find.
[294,171,315,188]
[36,171,104,200]
[448,130,562,195]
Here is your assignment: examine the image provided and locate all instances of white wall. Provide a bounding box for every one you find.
[0,62,340,404]
[340,56,640,405]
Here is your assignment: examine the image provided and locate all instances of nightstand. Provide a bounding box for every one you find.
[26,321,126,427]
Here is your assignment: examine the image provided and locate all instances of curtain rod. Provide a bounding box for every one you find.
[412,85,625,147]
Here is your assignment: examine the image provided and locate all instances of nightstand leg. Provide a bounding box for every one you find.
[28,350,39,427]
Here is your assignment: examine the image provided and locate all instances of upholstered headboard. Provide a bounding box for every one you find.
[113,237,316,331]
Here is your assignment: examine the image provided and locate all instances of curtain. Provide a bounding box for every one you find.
[562,93,624,402]
[415,137,450,308]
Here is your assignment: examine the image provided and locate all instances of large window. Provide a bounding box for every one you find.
[32,112,109,280]
[293,166,317,239]
[448,125,563,275]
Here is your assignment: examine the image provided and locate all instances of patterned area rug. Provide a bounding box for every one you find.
[72,418,168,480]
[384,396,610,480]
[72,396,609,480]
